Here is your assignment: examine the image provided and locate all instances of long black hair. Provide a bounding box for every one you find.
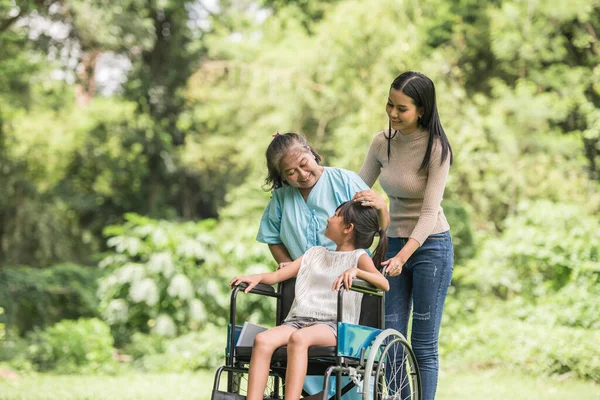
[336,201,388,270]
[263,132,322,191]
[387,71,453,169]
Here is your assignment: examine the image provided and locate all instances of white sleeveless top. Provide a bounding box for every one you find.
[285,246,366,324]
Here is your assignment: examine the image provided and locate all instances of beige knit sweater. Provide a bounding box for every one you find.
[359,128,450,245]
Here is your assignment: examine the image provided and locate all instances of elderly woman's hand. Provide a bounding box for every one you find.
[353,189,386,211]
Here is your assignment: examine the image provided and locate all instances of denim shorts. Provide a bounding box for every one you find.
[282,316,338,337]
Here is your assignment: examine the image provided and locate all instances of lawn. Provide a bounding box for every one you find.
[0,366,597,399]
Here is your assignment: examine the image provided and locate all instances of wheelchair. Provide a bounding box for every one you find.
[211,276,421,400]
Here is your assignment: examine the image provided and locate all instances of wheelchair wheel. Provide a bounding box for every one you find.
[362,329,421,400]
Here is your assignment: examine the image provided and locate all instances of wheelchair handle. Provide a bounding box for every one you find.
[339,278,384,297]
[232,282,278,297]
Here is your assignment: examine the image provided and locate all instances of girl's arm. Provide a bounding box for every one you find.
[230,255,303,293]
[332,254,390,292]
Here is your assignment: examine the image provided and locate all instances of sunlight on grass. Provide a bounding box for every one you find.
[0,372,215,400]
[0,367,597,400]
[437,365,600,400]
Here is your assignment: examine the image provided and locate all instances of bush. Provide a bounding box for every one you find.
[133,325,225,372]
[0,306,5,341]
[0,263,104,335]
[441,295,600,382]
[97,214,226,345]
[97,213,276,346]
[442,199,476,266]
[25,318,117,374]
[463,201,599,300]
[123,332,166,359]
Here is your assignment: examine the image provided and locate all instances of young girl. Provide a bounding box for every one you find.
[230,201,390,400]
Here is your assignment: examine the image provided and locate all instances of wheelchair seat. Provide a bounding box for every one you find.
[236,344,338,361]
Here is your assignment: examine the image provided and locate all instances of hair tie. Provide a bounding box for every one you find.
[378,227,385,236]
[272,131,280,138]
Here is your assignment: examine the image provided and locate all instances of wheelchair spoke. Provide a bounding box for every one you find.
[363,329,421,400]
[374,337,420,400]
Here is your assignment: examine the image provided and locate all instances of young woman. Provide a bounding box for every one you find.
[232,201,389,400]
[355,71,454,400]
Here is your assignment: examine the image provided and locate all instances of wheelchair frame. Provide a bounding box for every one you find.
[211,278,421,400]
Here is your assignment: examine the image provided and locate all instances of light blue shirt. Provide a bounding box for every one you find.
[257,167,369,260]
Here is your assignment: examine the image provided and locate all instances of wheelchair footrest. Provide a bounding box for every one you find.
[211,390,246,400]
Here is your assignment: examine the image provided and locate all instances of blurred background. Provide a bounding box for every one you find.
[0,0,598,399]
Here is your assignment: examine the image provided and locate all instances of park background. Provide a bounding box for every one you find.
[0,0,599,398]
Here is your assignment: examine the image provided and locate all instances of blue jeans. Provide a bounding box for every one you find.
[385,231,453,400]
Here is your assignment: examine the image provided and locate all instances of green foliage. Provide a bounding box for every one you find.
[123,332,167,360]
[441,304,600,382]
[528,280,600,330]
[0,263,104,335]
[0,0,211,267]
[0,327,30,369]
[441,199,475,265]
[97,214,224,344]
[97,212,279,346]
[132,326,225,371]
[25,318,117,374]
[1,0,600,382]
[463,200,599,299]
[257,0,341,32]
[0,306,5,341]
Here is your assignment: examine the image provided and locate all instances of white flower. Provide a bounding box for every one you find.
[98,254,128,269]
[152,314,177,337]
[176,238,206,260]
[133,224,154,237]
[129,278,159,306]
[167,274,194,300]
[97,275,118,297]
[117,263,145,284]
[151,228,169,247]
[107,236,142,256]
[188,299,206,322]
[103,299,129,324]
[148,252,175,277]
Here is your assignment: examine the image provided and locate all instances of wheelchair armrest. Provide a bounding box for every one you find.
[349,278,383,297]
[227,282,280,365]
[233,282,279,298]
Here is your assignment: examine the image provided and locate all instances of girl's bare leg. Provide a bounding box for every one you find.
[247,325,297,400]
[284,325,336,400]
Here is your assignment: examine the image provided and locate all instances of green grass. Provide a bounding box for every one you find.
[0,366,597,399]
[437,364,600,400]
[0,372,214,400]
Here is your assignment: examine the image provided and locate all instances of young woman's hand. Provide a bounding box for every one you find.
[381,255,405,277]
[229,275,262,293]
[353,189,386,211]
[332,268,359,291]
